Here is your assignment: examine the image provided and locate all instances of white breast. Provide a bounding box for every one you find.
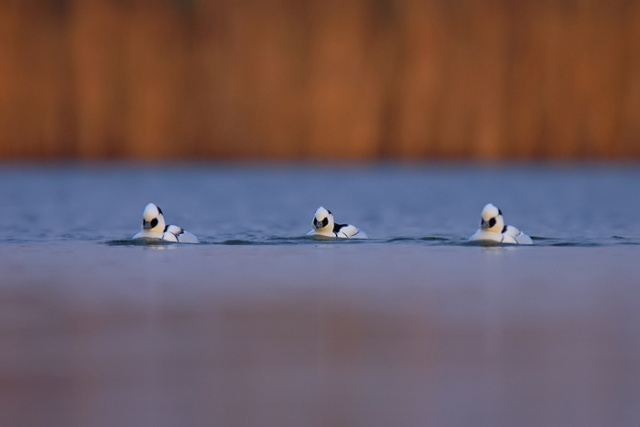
[308,224,368,239]
[469,227,532,245]
[133,226,198,243]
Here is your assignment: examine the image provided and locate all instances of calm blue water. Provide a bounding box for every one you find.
[1,163,639,245]
[1,163,640,427]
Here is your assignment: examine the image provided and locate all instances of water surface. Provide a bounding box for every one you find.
[1,164,639,427]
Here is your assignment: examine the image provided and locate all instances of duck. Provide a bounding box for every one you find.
[132,203,199,243]
[307,206,367,239]
[469,203,532,245]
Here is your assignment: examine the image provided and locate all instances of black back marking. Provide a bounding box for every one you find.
[502,225,507,233]
[163,225,185,241]
[166,225,184,235]
[333,223,347,233]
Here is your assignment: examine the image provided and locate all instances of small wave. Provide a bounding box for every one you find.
[103,235,640,248]
[105,239,189,247]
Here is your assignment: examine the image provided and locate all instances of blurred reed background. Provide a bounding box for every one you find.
[0,0,639,161]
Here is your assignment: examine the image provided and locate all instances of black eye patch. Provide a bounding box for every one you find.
[488,218,496,228]
[150,218,159,228]
[314,217,329,228]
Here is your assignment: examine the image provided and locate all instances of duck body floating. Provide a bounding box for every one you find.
[132,203,199,243]
[469,203,532,245]
[307,206,368,239]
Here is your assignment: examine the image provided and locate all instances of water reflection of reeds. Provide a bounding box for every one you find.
[1,0,639,160]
